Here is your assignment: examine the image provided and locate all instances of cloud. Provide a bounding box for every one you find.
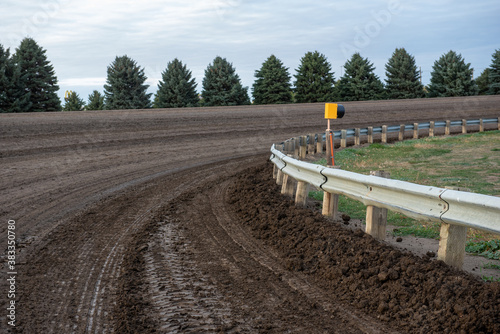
[59,77,106,87]
[1,0,499,102]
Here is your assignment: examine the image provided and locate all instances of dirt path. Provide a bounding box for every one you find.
[1,96,500,333]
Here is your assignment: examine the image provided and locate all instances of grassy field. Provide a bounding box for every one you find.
[309,130,500,260]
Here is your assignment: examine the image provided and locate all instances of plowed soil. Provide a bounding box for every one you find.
[1,96,500,333]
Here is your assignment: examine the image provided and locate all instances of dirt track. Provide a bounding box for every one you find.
[1,96,500,333]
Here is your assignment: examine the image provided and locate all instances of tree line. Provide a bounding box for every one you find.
[1,37,499,112]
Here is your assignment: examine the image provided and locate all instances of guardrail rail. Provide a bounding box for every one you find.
[270,117,500,269]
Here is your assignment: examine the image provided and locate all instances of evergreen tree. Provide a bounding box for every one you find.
[154,58,198,108]
[252,55,292,104]
[13,38,61,112]
[427,51,477,97]
[0,45,26,113]
[488,49,500,95]
[62,91,85,111]
[0,45,9,112]
[338,53,385,101]
[293,51,336,103]
[104,55,152,110]
[385,48,424,99]
[201,56,250,106]
[476,68,490,95]
[86,90,105,110]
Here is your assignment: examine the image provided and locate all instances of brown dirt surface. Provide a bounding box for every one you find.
[227,163,500,333]
[1,96,500,333]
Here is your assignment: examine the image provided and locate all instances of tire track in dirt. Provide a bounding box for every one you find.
[207,180,398,334]
[12,156,261,333]
[157,173,389,332]
[143,222,232,333]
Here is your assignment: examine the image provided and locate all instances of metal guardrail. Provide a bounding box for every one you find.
[324,118,498,140]
[270,145,500,235]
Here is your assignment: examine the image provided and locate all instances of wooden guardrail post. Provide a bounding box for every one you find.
[322,191,338,218]
[308,134,315,155]
[480,119,484,132]
[429,121,435,137]
[276,169,283,185]
[322,167,340,219]
[437,186,470,269]
[365,171,390,240]
[462,119,467,134]
[295,181,309,207]
[498,117,500,130]
[367,127,373,144]
[381,125,388,143]
[299,136,307,160]
[445,120,451,135]
[437,223,468,269]
[281,172,295,197]
[294,137,299,157]
[341,130,347,148]
[316,134,323,154]
[275,142,285,185]
[413,123,419,139]
[354,128,360,146]
[399,124,405,141]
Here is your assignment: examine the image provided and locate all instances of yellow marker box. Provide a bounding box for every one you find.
[325,103,345,119]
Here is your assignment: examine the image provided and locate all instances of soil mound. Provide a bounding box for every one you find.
[227,163,500,334]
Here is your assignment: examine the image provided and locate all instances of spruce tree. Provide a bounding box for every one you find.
[293,51,336,103]
[201,56,250,106]
[87,90,105,110]
[0,45,24,113]
[62,91,85,111]
[104,55,152,110]
[0,45,9,112]
[476,68,490,95]
[13,38,61,112]
[488,49,500,95]
[385,48,424,99]
[338,53,385,101]
[427,51,477,97]
[252,55,292,104]
[154,58,198,108]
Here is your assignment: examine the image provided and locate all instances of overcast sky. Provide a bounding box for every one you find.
[2,0,499,102]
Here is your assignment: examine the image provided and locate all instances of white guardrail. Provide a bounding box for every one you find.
[270,145,500,235]
[327,118,499,140]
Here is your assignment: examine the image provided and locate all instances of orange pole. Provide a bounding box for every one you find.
[329,131,334,166]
